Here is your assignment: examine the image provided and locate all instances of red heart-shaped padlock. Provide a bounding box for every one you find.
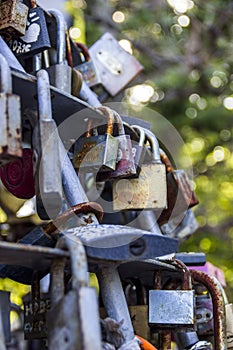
[0,148,35,199]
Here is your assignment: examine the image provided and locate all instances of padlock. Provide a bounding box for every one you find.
[7,0,51,57]
[96,107,136,181]
[46,9,72,94]
[0,148,35,199]
[112,128,167,210]
[89,32,143,96]
[195,294,214,336]
[130,125,147,177]
[149,262,195,329]
[73,112,118,173]
[226,303,233,348]
[0,53,22,166]
[74,42,101,87]
[158,149,199,225]
[47,235,102,350]
[34,69,63,219]
[0,0,28,38]
[24,271,50,340]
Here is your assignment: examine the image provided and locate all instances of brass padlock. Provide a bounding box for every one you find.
[112,128,167,210]
[0,54,22,166]
[96,107,136,181]
[0,0,28,38]
[73,111,118,173]
[7,0,51,57]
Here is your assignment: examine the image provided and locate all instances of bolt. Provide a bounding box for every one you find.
[129,238,145,256]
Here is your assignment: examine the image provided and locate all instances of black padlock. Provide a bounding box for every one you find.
[7,0,51,57]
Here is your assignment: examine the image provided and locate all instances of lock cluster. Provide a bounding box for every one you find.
[0,3,231,350]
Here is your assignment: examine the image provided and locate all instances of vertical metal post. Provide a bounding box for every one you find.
[97,265,140,348]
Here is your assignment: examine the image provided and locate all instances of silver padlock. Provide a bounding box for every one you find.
[35,69,63,219]
[89,32,143,96]
[0,54,22,166]
[226,303,233,348]
[112,128,167,210]
[47,235,101,350]
[46,9,72,93]
[149,263,195,329]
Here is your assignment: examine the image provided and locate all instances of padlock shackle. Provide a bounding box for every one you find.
[50,236,89,306]
[131,124,146,147]
[36,69,52,121]
[48,10,67,64]
[76,42,91,62]
[44,201,104,236]
[97,106,114,135]
[160,148,173,172]
[112,110,125,136]
[143,128,161,163]
[0,54,12,94]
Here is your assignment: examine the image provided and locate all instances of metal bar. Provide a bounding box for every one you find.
[190,270,227,350]
[97,265,139,347]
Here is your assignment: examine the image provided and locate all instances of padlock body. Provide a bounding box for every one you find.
[75,60,101,87]
[73,134,118,172]
[0,0,28,37]
[113,163,167,210]
[149,290,195,328]
[0,92,22,166]
[8,7,51,57]
[46,64,72,94]
[158,169,199,225]
[89,32,143,96]
[226,303,233,348]
[24,298,51,340]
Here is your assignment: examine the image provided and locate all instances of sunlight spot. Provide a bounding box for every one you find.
[178,15,190,27]
[170,24,183,34]
[69,27,81,40]
[186,107,197,119]
[200,238,211,252]
[112,11,125,23]
[189,93,200,103]
[213,146,225,162]
[210,76,222,88]
[191,138,205,152]
[119,39,133,54]
[223,96,233,110]
[220,129,231,141]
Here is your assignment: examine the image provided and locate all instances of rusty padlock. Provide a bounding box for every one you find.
[73,111,118,173]
[112,128,167,210]
[0,0,28,38]
[0,53,22,166]
[0,148,35,199]
[47,235,101,350]
[24,271,50,340]
[96,107,136,181]
[158,149,199,225]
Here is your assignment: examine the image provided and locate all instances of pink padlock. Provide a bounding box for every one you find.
[0,148,35,199]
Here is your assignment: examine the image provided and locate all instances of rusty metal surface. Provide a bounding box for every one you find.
[191,270,227,350]
[0,0,28,36]
[0,241,69,269]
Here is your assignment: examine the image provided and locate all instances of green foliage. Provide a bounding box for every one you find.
[68,0,233,296]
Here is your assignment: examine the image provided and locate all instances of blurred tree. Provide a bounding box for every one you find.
[67,0,233,296]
